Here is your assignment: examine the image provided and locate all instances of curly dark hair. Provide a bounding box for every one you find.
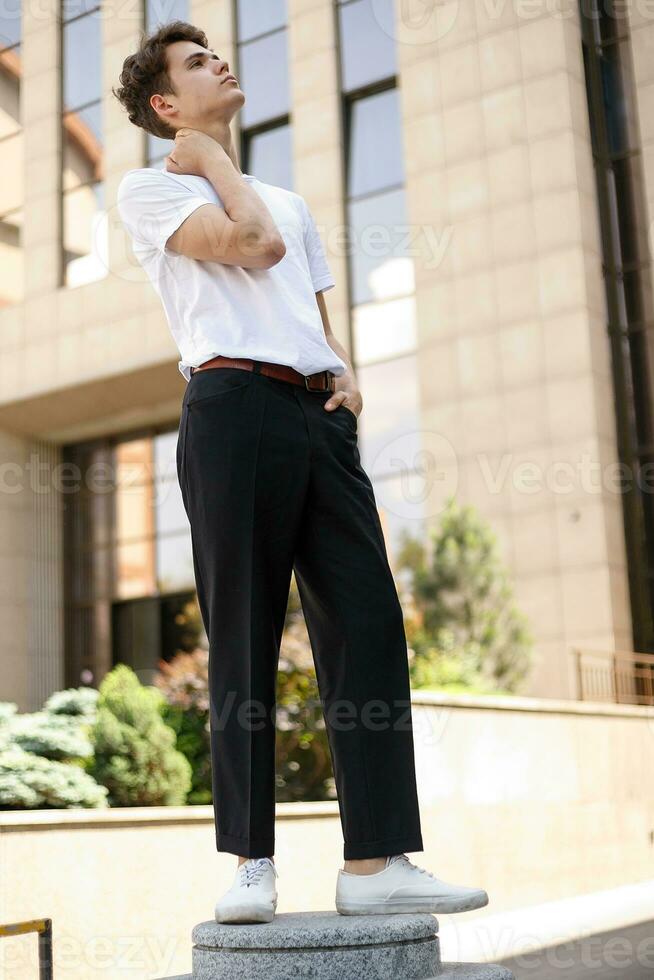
[112,20,208,140]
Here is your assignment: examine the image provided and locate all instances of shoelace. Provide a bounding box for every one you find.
[239,858,275,887]
[389,853,436,879]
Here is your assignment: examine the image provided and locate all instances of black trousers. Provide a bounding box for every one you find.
[176,363,424,860]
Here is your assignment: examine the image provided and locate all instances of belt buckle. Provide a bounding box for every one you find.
[305,371,334,392]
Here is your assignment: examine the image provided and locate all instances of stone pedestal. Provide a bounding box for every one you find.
[193,911,439,978]
[156,911,514,980]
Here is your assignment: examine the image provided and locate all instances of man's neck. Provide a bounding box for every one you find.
[202,122,242,175]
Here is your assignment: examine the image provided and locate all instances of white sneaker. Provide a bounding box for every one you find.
[215,857,278,924]
[335,853,489,915]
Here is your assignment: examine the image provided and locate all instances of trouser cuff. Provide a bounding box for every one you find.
[343,833,424,860]
[217,832,275,858]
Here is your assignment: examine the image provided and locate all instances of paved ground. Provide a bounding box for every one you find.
[496,919,654,979]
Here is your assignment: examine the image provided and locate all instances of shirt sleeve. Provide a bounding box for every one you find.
[116,169,211,256]
[298,196,335,293]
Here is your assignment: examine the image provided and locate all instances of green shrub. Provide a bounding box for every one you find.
[275,653,334,802]
[154,650,213,805]
[0,692,108,809]
[153,645,335,805]
[153,574,336,805]
[0,747,108,809]
[8,711,94,761]
[0,686,98,762]
[399,496,533,693]
[0,703,17,752]
[89,664,192,807]
[44,686,99,720]
[0,702,17,725]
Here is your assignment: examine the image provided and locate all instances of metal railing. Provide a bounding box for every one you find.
[573,647,654,705]
[0,918,53,978]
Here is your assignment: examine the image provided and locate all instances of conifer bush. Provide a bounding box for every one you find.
[89,664,192,806]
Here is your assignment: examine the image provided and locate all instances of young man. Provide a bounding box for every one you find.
[114,21,488,924]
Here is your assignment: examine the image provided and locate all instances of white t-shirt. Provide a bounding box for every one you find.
[116,165,348,383]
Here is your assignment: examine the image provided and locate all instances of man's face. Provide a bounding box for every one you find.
[155,40,245,130]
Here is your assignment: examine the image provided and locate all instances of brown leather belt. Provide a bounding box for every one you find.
[190,355,336,392]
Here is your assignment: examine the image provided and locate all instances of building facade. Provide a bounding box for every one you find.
[2,0,653,710]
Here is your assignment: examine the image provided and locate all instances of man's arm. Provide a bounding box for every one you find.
[166,139,286,267]
[315,290,363,418]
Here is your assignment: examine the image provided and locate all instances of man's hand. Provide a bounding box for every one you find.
[314,292,362,418]
[165,128,227,178]
[323,372,363,418]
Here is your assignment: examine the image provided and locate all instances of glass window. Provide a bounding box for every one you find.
[0,15,23,306]
[236,0,287,43]
[153,429,177,479]
[338,0,397,94]
[355,353,421,478]
[144,0,190,167]
[62,11,102,109]
[372,472,427,569]
[236,1,290,185]
[62,182,107,288]
[0,11,21,49]
[347,187,413,305]
[353,294,417,366]
[338,7,419,494]
[599,38,638,157]
[145,0,188,30]
[239,30,290,128]
[0,205,24,305]
[64,426,199,683]
[61,0,99,16]
[147,132,174,169]
[62,104,103,189]
[348,88,404,197]
[156,532,195,592]
[61,5,106,286]
[245,124,293,189]
[156,476,190,537]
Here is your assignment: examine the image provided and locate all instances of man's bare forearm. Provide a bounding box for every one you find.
[325,331,356,382]
[204,151,282,244]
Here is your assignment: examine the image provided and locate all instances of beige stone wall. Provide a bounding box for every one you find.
[288,0,350,354]
[0,1,647,703]
[1,695,652,977]
[397,3,632,699]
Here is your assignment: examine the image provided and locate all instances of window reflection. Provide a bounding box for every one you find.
[156,532,195,593]
[338,12,420,554]
[236,0,286,43]
[64,427,197,683]
[239,31,290,129]
[348,187,413,305]
[61,5,106,286]
[373,472,427,569]
[147,131,174,169]
[245,124,293,190]
[353,294,417,366]
[62,182,108,288]
[356,352,425,564]
[338,0,396,94]
[356,353,421,478]
[62,11,102,108]
[237,2,292,189]
[0,17,24,306]
[145,0,189,30]
[348,89,404,196]
[144,0,189,166]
